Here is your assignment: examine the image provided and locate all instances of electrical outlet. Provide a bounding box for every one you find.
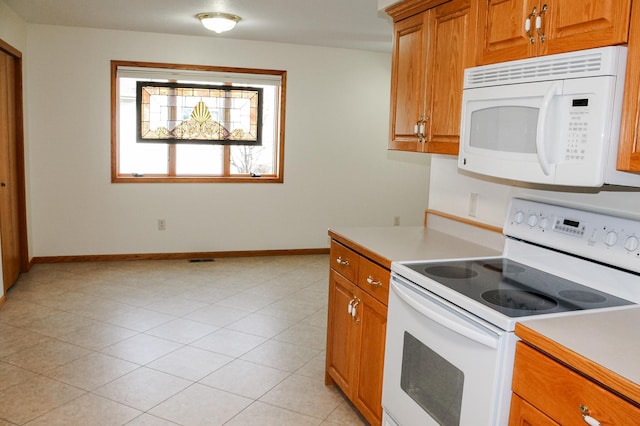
[469,193,479,218]
[393,216,400,226]
[157,219,166,231]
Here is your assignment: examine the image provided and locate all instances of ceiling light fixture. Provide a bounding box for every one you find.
[197,12,241,34]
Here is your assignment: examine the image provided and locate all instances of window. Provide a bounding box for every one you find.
[111,61,286,183]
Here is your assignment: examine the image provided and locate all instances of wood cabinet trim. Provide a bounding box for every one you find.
[386,0,450,22]
[425,209,503,233]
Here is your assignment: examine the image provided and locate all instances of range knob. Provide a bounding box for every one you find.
[624,235,640,252]
[527,214,538,227]
[604,231,618,247]
[539,217,550,229]
[514,211,525,224]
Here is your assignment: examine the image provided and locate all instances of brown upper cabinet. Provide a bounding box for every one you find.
[618,0,640,173]
[387,0,477,154]
[477,0,632,65]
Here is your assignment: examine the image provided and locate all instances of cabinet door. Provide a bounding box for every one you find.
[424,0,477,154]
[542,0,631,56]
[617,0,640,172]
[325,270,357,393]
[508,394,559,426]
[388,12,428,151]
[352,289,387,425]
[477,0,538,65]
[478,0,631,65]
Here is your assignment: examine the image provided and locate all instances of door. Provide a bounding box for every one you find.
[617,0,640,173]
[478,0,539,65]
[382,276,512,426]
[478,0,632,65]
[388,12,428,151]
[0,41,27,292]
[542,0,631,56]
[352,288,387,424]
[325,270,358,394]
[424,0,477,154]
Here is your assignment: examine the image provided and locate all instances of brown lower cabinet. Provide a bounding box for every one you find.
[509,342,640,425]
[325,240,389,426]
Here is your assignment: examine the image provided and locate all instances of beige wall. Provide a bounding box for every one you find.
[24,24,430,257]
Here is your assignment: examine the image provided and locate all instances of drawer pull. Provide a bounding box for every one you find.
[336,256,350,266]
[580,405,601,426]
[366,276,383,287]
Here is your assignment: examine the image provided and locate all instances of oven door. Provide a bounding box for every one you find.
[382,273,515,426]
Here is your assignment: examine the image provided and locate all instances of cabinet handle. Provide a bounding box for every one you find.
[579,405,601,426]
[366,276,383,287]
[525,7,537,44]
[336,256,350,266]
[347,297,355,315]
[351,299,360,318]
[536,4,548,43]
[419,116,428,142]
[415,116,424,143]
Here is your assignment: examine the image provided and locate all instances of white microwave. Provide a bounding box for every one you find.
[458,46,640,187]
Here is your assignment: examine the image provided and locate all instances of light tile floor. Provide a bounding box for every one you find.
[0,255,368,425]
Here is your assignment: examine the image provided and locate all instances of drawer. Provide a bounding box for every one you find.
[512,342,640,425]
[358,257,390,305]
[330,240,359,282]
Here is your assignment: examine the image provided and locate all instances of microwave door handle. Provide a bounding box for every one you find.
[391,280,498,349]
[536,82,561,176]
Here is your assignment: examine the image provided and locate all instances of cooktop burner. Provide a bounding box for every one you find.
[403,258,633,318]
[481,289,558,311]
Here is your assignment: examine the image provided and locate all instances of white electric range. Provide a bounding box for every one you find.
[382,198,640,426]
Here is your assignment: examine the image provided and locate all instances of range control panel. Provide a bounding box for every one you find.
[505,198,640,273]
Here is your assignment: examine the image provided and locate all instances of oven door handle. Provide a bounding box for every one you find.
[392,281,499,349]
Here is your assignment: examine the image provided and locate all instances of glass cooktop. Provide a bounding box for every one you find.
[404,258,633,318]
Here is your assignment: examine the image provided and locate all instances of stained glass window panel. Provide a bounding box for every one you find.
[137,82,262,145]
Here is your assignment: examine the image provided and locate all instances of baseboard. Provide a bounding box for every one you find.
[0,293,5,309]
[32,248,330,264]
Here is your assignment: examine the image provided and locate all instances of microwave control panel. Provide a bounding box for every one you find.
[565,98,590,162]
[505,198,640,273]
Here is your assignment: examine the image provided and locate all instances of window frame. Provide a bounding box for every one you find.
[110,60,286,183]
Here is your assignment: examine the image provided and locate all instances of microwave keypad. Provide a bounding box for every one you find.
[567,110,589,161]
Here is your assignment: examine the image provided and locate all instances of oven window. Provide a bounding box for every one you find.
[469,106,538,153]
[401,332,464,426]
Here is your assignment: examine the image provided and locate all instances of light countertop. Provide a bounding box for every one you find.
[329,214,504,269]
